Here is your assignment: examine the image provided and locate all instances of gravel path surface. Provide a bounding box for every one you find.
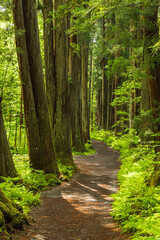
[11,140,129,240]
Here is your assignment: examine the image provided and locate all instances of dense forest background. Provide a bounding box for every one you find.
[0,0,160,239]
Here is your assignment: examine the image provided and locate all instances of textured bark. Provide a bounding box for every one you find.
[101,58,107,130]
[106,78,113,130]
[81,40,90,142]
[96,89,102,129]
[54,0,75,166]
[42,0,56,130]
[113,14,121,136]
[101,18,107,130]
[12,0,59,174]
[70,35,86,152]
[89,51,92,131]
[0,99,17,178]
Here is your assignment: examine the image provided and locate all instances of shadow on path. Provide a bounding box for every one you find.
[11,140,129,240]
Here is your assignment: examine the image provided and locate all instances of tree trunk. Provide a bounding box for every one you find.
[141,76,150,111]
[106,78,113,130]
[0,189,26,231]
[140,5,150,112]
[89,49,93,131]
[53,0,75,166]
[81,39,90,142]
[0,98,17,178]
[70,35,86,152]
[114,73,118,136]
[19,84,23,150]
[101,58,107,130]
[88,49,92,133]
[101,18,107,130]
[42,0,56,130]
[12,0,59,175]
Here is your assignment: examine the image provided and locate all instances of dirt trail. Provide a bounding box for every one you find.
[12,140,129,240]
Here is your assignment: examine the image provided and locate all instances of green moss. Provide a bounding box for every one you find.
[0,211,5,228]
[0,202,12,221]
[0,190,25,231]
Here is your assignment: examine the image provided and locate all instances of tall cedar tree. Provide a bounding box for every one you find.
[53,0,75,167]
[42,0,56,131]
[12,0,59,175]
[81,34,90,142]
[69,34,86,152]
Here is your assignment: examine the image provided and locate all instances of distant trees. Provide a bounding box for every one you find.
[92,0,160,135]
[89,0,160,184]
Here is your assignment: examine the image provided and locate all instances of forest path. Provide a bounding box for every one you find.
[12,140,129,240]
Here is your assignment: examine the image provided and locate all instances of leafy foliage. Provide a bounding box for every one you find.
[0,155,61,215]
[92,130,160,239]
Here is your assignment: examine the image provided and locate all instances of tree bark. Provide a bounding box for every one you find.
[70,35,86,152]
[101,18,107,130]
[0,98,17,178]
[81,39,90,142]
[12,0,59,174]
[89,49,92,131]
[42,0,56,130]
[53,0,75,166]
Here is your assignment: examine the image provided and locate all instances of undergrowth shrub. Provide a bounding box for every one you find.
[72,141,96,156]
[0,177,40,215]
[91,129,160,240]
[58,162,75,181]
[14,155,60,190]
[0,155,61,215]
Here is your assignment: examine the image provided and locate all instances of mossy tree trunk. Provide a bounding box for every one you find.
[0,98,17,178]
[0,189,26,231]
[53,0,75,167]
[12,0,59,175]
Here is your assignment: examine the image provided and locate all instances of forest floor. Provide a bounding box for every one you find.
[11,140,130,240]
